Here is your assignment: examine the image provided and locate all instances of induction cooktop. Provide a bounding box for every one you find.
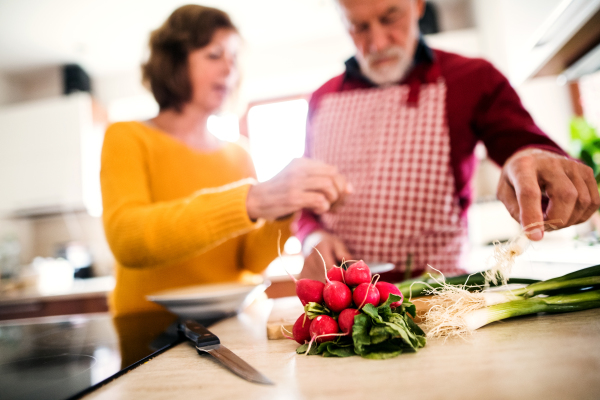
[0,312,219,400]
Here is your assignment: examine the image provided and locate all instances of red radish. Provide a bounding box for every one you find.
[309,315,339,343]
[292,313,312,344]
[375,282,404,308]
[327,266,345,283]
[323,281,352,312]
[281,233,324,305]
[345,260,372,287]
[284,267,324,305]
[296,279,325,305]
[319,255,352,312]
[338,308,361,335]
[353,282,380,308]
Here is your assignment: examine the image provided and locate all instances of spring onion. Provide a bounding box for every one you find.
[422,264,600,338]
[462,290,600,332]
[396,271,539,299]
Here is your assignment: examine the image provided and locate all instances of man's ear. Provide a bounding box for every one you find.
[417,0,426,18]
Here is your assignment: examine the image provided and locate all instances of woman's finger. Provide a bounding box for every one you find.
[331,174,351,209]
[291,157,338,177]
[300,176,339,204]
[297,191,330,215]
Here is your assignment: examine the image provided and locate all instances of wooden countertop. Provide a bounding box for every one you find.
[84,297,600,400]
[0,276,114,305]
[0,276,114,320]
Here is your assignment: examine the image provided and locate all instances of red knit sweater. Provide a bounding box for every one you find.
[295,48,566,241]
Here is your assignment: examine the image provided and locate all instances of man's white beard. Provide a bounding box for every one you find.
[356,46,412,86]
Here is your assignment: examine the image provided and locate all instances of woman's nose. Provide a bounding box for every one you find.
[223,57,235,75]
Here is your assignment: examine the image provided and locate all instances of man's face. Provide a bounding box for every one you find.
[338,0,424,85]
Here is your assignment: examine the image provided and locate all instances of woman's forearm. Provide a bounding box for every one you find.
[104,181,258,268]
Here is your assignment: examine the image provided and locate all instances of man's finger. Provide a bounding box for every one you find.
[579,164,600,223]
[563,167,590,226]
[332,239,352,264]
[543,169,578,230]
[497,176,521,222]
[509,167,544,240]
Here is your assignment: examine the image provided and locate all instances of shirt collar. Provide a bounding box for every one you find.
[344,35,434,86]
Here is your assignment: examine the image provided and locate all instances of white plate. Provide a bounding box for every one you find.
[147,281,269,320]
[368,263,395,274]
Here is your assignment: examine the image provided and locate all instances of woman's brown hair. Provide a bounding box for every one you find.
[142,5,237,112]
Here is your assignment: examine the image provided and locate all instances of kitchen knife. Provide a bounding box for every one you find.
[182,320,274,385]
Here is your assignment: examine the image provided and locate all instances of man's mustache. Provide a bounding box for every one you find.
[366,47,406,65]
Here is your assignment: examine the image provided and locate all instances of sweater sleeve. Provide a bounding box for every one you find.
[473,61,567,166]
[100,124,258,268]
[231,148,293,273]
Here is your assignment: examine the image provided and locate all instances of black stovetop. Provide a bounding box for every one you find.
[0,312,218,400]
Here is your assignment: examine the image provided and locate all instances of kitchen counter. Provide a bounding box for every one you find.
[0,276,114,320]
[83,296,600,400]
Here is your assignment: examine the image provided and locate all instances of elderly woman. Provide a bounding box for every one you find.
[101,5,349,316]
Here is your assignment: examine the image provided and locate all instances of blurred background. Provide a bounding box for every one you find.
[1,0,599,317]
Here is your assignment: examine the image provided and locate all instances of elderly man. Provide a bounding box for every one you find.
[296,0,600,280]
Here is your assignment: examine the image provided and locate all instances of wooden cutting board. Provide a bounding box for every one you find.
[266,297,305,340]
[266,296,432,340]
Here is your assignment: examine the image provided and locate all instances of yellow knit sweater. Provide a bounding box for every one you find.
[101,121,290,316]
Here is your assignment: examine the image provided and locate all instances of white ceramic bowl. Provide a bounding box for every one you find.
[146,281,269,320]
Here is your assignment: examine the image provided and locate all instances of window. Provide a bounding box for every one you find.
[246,98,309,182]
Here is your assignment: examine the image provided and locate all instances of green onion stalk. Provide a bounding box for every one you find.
[463,290,600,331]
[476,265,600,306]
[421,264,600,338]
[396,270,540,299]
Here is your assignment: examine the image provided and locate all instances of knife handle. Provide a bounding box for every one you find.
[183,320,221,346]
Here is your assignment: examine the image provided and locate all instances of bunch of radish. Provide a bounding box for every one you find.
[285,260,404,348]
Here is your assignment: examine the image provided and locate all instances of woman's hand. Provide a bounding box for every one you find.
[246,158,351,221]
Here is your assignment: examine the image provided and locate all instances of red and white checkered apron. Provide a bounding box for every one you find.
[310,77,467,275]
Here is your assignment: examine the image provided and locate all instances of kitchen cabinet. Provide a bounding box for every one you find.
[0,93,103,217]
[474,0,600,84]
[517,0,600,83]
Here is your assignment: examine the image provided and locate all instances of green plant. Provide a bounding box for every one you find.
[570,117,600,185]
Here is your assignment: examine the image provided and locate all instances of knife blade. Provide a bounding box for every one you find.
[182,320,273,385]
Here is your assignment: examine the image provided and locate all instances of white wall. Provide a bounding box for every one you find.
[0,73,19,106]
[239,34,354,103]
[473,0,563,81]
[516,76,573,150]
[580,70,600,130]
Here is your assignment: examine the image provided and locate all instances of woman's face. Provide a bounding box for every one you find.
[187,29,239,113]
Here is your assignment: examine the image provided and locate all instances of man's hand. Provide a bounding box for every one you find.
[246,158,351,221]
[497,148,600,240]
[300,230,352,282]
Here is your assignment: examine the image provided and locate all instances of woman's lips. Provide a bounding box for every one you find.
[212,84,228,96]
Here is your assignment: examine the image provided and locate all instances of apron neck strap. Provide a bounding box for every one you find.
[407,60,443,106]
